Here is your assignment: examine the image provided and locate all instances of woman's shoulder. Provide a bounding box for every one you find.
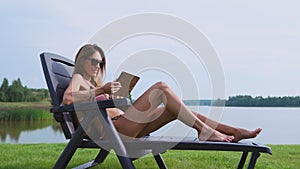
[72,73,84,80]
[70,74,86,85]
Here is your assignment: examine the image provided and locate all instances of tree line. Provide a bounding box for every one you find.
[1,77,300,106]
[0,78,48,102]
[225,95,300,107]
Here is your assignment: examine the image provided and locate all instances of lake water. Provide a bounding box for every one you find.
[1,106,299,144]
[0,120,66,144]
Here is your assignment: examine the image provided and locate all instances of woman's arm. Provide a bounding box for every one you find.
[62,74,121,105]
[63,74,92,105]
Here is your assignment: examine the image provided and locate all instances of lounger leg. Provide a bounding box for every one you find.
[117,155,136,169]
[237,151,248,169]
[154,154,168,169]
[72,149,110,169]
[247,152,260,169]
[53,125,86,169]
[93,149,110,164]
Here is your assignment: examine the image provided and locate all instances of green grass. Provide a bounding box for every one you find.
[0,101,51,110]
[0,144,299,169]
[0,102,52,121]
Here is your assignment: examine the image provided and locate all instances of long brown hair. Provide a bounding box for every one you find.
[73,44,106,87]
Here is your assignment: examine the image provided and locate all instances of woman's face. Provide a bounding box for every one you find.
[83,51,103,79]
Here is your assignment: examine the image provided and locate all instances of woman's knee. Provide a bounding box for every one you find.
[153,81,169,91]
[147,81,170,103]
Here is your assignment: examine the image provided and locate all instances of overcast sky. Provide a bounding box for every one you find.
[0,0,299,99]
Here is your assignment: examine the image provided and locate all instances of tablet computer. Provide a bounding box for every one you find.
[114,71,140,97]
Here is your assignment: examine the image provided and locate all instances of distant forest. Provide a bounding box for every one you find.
[225,95,300,107]
[184,95,300,107]
[0,78,48,102]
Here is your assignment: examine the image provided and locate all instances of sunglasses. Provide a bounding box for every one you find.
[86,58,105,68]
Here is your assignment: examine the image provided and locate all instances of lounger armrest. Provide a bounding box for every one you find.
[50,98,131,113]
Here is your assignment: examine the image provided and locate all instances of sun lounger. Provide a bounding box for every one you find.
[40,52,272,169]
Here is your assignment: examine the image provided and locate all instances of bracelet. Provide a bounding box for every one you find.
[89,88,95,101]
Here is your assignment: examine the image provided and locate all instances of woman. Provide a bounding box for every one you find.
[63,44,262,142]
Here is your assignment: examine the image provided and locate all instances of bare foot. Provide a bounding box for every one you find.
[199,127,234,142]
[232,128,262,142]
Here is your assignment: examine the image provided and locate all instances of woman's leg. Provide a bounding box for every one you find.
[193,112,262,142]
[113,107,176,138]
[114,82,234,142]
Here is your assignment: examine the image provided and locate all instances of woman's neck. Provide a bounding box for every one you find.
[82,74,91,82]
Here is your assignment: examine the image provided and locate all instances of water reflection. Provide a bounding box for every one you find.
[0,120,65,143]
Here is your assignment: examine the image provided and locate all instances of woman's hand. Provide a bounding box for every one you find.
[101,81,122,95]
